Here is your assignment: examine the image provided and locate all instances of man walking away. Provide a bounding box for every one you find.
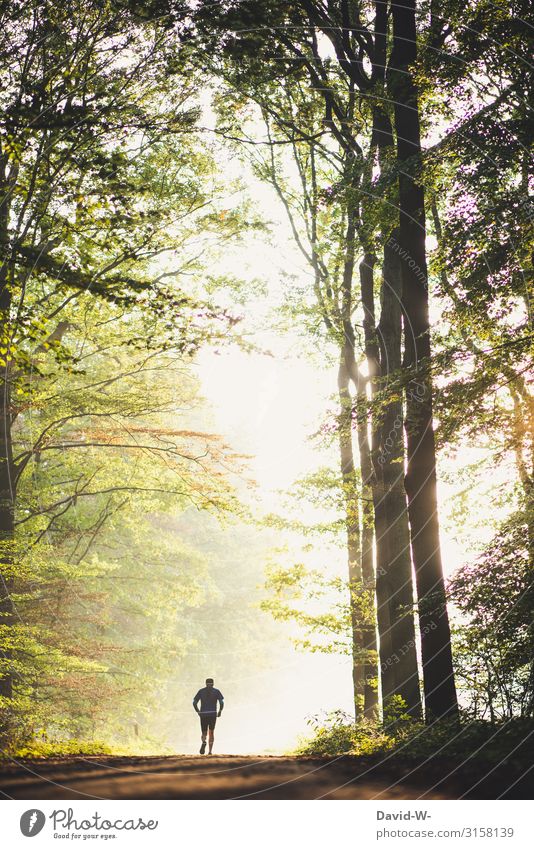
[193,677,224,755]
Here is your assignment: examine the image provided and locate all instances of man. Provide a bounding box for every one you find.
[193,677,224,755]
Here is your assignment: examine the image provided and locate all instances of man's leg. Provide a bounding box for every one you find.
[200,717,207,754]
[206,716,216,754]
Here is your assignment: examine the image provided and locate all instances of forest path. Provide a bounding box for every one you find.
[0,754,525,800]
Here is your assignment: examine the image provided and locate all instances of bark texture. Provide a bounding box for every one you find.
[388,0,458,720]
[338,355,366,718]
[377,234,421,717]
[0,152,15,731]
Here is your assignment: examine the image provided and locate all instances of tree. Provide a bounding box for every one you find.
[420,0,532,716]
[0,0,250,741]
[193,0,426,718]
[449,511,534,720]
[2,291,241,747]
[385,0,458,720]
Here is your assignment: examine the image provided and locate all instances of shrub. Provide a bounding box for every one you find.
[293,711,534,770]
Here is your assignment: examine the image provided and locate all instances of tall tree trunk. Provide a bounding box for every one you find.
[363,93,420,718]
[355,366,380,720]
[342,332,380,720]
[388,0,458,720]
[0,361,14,706]
[358,253,396,708]
[339,202,379,721]
[358,248,422,719]
[377,233,421,717]
[337,355,366,719]
[0,152,15,737]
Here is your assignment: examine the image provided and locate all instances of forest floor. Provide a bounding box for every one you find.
[1,754,532,799]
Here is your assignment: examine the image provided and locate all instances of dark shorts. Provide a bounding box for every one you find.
[200,713,217,733]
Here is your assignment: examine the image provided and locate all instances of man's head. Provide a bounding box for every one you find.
[206,678,214,688]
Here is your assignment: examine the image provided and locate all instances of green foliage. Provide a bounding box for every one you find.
[4,734,175,759]
[5,739,114,760]
[296,712,534,772]
[262,562,353,655]
[1,0,532,756]
[295,711,394,757]
[449,509,534,720]
[382,695,415,730]
[0,0,261,752]
[1,292,243,746]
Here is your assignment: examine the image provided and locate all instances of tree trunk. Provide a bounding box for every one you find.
[377,233,421,718]
[0,362,14,706]
[388,0,458,720]
[0,152,15,737]
[337,355,366,719]
[358,254,396,709]
[355,366,380,720]
[339,204,379,721]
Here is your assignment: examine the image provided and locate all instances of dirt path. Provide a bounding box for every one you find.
[1,754,530,800]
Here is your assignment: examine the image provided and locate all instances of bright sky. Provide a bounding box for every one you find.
[192,342,353,754]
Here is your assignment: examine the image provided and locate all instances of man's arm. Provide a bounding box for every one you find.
[217,691,224,717]
[193,691,201,714]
